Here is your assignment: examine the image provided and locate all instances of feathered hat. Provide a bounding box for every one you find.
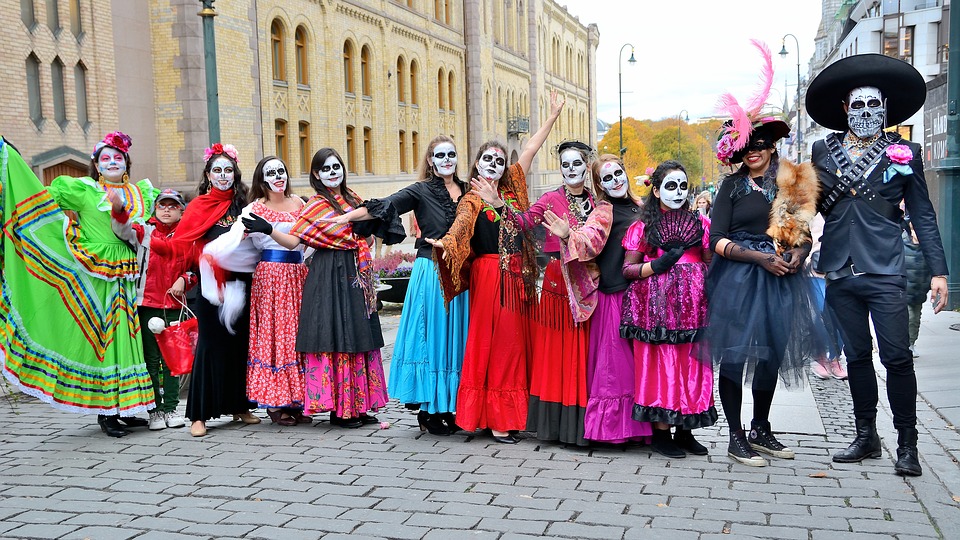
[715,40,790,165]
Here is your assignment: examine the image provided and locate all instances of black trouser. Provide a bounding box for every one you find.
[826,274,915,429]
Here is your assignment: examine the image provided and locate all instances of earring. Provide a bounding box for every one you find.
[122,172,129,183]
[98,174,105,184]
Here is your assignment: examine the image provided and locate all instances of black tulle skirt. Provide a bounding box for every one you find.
[703,233,826,388]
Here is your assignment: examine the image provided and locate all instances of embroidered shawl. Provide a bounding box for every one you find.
[557,200,612,322]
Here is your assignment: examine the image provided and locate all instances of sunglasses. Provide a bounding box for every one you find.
[156,203,182,210]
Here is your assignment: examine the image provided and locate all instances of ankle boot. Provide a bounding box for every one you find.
[833,417,882,463]
[98,415,128,438]
[674,428,708,456]
[650,428,685,458]
[894,427,922,477]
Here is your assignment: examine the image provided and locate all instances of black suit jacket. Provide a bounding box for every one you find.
[811,133,948,277]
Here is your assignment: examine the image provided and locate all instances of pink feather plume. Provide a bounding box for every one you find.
[716,92,751,151]
[743,39,775,116]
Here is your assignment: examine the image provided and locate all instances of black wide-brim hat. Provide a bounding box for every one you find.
[729,120,791,164]
[806,54,926,132]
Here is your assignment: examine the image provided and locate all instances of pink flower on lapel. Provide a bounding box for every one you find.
[886,144,912,165]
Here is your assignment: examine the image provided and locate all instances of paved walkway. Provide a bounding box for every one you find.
[1,304,958,539]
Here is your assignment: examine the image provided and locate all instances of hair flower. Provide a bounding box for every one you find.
[92,131,132,158]
[716,134,736,165]
[886,144,912,165]
[203,143,239,163]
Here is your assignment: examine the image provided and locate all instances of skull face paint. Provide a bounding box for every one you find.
[846,86,885,139]
[97,147,127,184]
[317,156,344,188]
[560,149,587,187]
[658,170,689,210]
[208,157,235,191]
[431,142,458,177]
[476,147,506,181]
[598,161,628,199]
[262,158,288,193]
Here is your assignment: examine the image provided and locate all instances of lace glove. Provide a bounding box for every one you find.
[722,242,790,276]
[241,214,273,235]
[782,243,812,273]
[649,247,685,274]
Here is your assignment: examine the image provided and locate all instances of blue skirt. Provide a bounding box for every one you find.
[387,257,469,413]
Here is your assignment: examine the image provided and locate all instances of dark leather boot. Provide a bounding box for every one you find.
[833,417,881,463]
[98,415,128,438]
[894,427,922,477]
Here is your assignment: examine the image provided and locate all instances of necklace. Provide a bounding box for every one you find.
[845,132,881,149]
[564,187,591,224]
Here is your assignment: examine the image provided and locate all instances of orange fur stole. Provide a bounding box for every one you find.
[766,160,819,254]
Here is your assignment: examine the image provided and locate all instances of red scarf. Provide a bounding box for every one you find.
[174,187,234,244]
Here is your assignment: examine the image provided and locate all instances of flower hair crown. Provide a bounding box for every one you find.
[203,143,239,163]
[92,131,132,158]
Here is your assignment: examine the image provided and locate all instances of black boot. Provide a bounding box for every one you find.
[98,415,128,438]
[894,427,922,477]
[833,417,882,463]
[674,427,708,456]
[650,428,685,458]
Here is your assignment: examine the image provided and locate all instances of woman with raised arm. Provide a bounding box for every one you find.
[242,148,401,429]
[328,136,467,435]
[426,91,565,444]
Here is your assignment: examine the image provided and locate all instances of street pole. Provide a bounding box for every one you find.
[618,44,636,156]
[935,4,960,309]
[780,34,802,162]
[677,109,688,160]
[199,0,221,145]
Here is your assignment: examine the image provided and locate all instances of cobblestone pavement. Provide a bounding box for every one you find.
[1,308,958,539]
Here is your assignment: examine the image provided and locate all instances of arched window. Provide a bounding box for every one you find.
[295,26,308,85]
[343,41,355,94]
[411,131,419,166]
[360,45,371,97]
[26,53,43,127]
[399,130,407,172]
[271,20,285,82]
[363,127,373,173]
[410,60,419,105]
[51,57,66,128]
[447,70,455,113]
[74,62,88,128]
[275,119,289,163]
[298,121,310,174]
[69,0,81,38]
[396,56,406,102]
[437,68,445,110]
[345,126,357,172]
[485,89,491,130]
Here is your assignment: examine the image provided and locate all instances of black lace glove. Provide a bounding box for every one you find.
[649,247,685,274]
[782,243,812,273]
[722,242,790,276]
[241,214,273,235]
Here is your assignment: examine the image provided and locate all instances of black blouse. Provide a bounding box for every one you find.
[596,196,641,293]
[364,176,466,259]
[708,175,773,250]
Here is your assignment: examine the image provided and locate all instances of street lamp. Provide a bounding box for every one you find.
[199,0,220,145]
[779,34,802,161]
[677,109,689,160]
[618,44,636,156]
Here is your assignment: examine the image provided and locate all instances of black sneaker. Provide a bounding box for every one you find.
[748,420,795,459]
[728,428,766,467]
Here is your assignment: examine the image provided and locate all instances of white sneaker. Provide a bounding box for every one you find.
[164,411,186,428]
[910,345,919,358]
[148,411,167,431]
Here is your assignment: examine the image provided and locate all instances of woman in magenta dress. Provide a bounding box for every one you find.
[621,160,717,458]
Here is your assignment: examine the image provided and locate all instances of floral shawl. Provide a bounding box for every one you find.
[557,200,612,323]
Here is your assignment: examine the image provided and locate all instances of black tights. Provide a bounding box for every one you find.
[718,361,778,432]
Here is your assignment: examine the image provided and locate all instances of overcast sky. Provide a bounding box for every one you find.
[558,0,825,122]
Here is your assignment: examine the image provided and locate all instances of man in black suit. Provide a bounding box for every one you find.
[806,54,949,477]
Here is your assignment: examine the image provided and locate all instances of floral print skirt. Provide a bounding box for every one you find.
[303,350,388,418]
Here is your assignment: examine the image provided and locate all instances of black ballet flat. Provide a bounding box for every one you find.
[98,415,128,438]
[118,416,149,428]
[357,413,379,425]
[491,433,519,444]
[329,413,363,429]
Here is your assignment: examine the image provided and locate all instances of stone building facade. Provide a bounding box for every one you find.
[3,0,597,200]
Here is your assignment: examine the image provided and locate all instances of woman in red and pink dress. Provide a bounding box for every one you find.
[244,156,310,426]
[621,160,717,459]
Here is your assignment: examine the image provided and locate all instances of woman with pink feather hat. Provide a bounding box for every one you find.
[704,40,826,467]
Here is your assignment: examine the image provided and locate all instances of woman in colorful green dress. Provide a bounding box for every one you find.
[0,132,157,437]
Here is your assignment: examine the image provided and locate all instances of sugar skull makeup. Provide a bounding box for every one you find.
[262,158,288,193]
[658,170,689,210]
[208,157,235,191]
[97,148,127,184]
[477,147,506,182]
[846,86,885,139]
[318,156,344,188]
[560,149,587,187]
[432,142,458,177]
[598,161,628,199]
